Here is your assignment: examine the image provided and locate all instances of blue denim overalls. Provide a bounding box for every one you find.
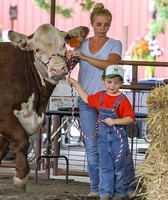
[97,91,128,198]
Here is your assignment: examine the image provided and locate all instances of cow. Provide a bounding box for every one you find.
[0,23,89,190]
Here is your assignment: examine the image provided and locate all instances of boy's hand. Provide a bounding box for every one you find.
[67,77,77,87]
[67,77,89,104]
[104,118,117,126]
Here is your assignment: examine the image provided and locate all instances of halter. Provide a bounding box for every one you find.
[67,57,77,120]
[51,57,79,141]
[34,52,67,69]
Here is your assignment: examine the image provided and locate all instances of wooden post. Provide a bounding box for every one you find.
[50,0,56,25]
[123,24,128,55]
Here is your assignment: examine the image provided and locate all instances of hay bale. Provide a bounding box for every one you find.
[138,85,168,200]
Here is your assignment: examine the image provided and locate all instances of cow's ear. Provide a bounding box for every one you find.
[8,30,31,51]
[65,26,89,47]
[64,33,71,41]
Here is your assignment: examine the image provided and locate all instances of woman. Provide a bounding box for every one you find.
[66,3,135,198]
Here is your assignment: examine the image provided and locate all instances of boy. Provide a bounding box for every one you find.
[67,65,135,200]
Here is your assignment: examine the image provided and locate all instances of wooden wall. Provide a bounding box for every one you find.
[0,0,167,78]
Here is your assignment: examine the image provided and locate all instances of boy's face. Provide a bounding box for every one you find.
[102,76,123,95]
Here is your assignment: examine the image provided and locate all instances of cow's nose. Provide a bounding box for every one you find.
[50,64,67,75]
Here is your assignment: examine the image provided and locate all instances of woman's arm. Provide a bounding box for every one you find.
[71,51,121,70]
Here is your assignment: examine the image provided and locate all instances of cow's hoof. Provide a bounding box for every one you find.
[13,175,28,191]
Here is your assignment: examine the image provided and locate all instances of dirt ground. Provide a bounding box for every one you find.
[0,176,97,200]
[0,176,144,200]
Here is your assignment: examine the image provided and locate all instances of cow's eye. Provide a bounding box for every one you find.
[36,48,40,52]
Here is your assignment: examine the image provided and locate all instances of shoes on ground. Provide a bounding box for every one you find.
[88,191,99,197]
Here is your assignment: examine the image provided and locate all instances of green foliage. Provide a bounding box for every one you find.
[77,0,95,11]
[149,0,168,37]
[33,0,95,18]
[33,0,73,18]
[55,5,72,18]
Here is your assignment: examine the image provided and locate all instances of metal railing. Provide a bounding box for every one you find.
[1,60,168,178]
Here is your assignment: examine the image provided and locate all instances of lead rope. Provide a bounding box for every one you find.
[68,57,98,140]
[52,57,123,162]
[100,119,124,163]
[113,126,124,163]
[51,57,76,142]
[67,58,76,121]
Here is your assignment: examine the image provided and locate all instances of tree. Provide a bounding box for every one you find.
[149,0,168,37]
[33,0,95,18]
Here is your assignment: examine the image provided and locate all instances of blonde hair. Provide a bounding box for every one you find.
[90,3,112,24]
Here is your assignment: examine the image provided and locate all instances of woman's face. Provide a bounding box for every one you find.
[92,15,111,37]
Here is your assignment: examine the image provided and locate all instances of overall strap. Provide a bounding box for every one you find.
[113,93,125,109]
[99,90,106,107]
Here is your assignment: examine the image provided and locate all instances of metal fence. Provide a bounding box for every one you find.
[1,60,168,179]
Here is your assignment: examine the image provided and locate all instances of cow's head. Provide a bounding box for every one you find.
[8,24,89,85]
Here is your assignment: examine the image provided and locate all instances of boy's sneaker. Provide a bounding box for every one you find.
[128,191,137,198]
[100,196,111,200]
[88,192,99,197]
[112,196,128,200]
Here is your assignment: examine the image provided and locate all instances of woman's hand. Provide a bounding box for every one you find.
[72,51,87,61]
[66,50,74,60]
[66,50,87,61]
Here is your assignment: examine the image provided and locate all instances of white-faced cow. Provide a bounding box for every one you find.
[0,24,89,190]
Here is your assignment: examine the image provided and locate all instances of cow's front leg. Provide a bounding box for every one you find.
[10,126,30,191]
[0,135,10,165]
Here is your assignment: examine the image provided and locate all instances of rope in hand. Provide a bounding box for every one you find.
[51,57,123,162]
[100,120,124,163]
[68,57,98,140]
[51,57,98,142]
[51,56,124,163]
[67,57,76,121]
[69,80,124,161]
[69,60,124,160]
[50,57,76,142]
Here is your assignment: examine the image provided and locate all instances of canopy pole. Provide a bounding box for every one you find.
[50,0,56,26]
